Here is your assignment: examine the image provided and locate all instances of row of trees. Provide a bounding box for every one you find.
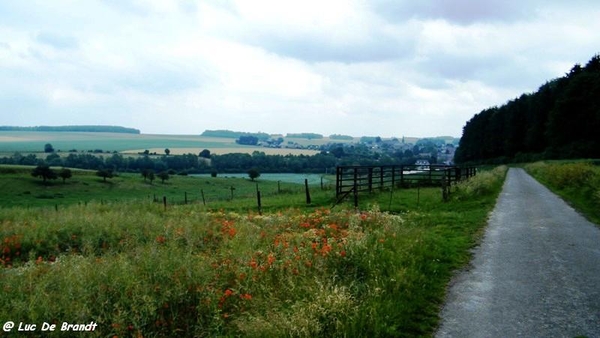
[3,145,423,176]
[31,165,172,184]
[456,54,600,163]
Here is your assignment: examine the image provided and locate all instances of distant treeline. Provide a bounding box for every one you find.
[456,54,600,164]
[1,147,418,175]
[0,125,141,134]
[286,133,323,139]
[329,134,354,140]
[201,130,270,140]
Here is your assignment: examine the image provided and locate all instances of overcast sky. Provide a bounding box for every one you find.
[1,1,599,137]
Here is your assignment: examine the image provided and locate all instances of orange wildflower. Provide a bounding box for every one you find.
[227,227,236,238]
[249,259,258,269]
[321,244,332,256]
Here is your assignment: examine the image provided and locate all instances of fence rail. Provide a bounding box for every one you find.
[335,164,476,204]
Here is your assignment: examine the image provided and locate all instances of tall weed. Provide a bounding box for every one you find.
[454,165,507,200]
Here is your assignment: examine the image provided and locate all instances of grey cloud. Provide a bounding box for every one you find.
[36,32,79,49]
[372,0,530,25]
[417,52,556,92]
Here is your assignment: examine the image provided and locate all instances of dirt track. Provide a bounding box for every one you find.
[436,168,600,337]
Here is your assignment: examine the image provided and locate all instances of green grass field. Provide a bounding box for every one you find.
[0,164,507,337]
[0,166,333,210]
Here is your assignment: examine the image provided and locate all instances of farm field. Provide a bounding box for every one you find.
[0,164,507,337]
[0,131,323,156]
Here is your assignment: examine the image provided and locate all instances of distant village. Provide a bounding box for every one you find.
[254,134,459,166]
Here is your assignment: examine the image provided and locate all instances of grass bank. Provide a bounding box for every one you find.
[0,166,507,337]
[525,161,600,225]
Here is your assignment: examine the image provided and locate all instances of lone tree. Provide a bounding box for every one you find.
[44,143,54,153]
[31,165,57,183]
[58,168,72,183]
[148,170,155,184]
[165,148,170,156]
[96,169,114,182]
[247,168,260,181]
[157,171,169,183]
[199,149,211,158]
[141,169,154,182]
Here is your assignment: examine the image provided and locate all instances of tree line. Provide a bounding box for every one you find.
[455,54,600,164]
[1,144,421,175]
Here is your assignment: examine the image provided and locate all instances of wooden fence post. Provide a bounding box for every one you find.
[441,171,449,202]
[184,192,188,205]
[163,196,167,210]
[336,167,341,197]
[400,165,405,187]
[368,167,373,193]
[256,189,262,215]
[305,179,311,204]
[200,189,206,206]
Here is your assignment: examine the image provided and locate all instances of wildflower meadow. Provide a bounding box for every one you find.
[0,166,507,337]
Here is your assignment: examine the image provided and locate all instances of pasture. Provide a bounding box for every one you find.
[0,166,331,210]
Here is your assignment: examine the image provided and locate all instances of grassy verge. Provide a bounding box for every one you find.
[0,166,507,337]
[525,161,600,225]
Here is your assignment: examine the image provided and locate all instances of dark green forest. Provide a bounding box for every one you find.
[455,54,600,163]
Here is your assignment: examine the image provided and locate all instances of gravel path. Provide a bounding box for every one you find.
[436,168,600,338]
